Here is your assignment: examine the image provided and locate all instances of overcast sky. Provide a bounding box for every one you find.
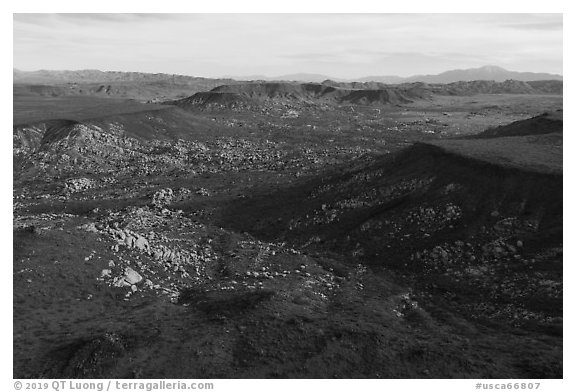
[13,13,563,78]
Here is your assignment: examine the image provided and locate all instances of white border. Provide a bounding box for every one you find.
[4,2,572,391]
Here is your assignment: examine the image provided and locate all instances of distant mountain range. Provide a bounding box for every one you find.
[13,69,236,85]
[229,66,563,84]
[401,66,563,84]
[14,65,562,86]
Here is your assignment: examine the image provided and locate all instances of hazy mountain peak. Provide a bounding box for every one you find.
[478,65,507,72]
[402,66,562,83]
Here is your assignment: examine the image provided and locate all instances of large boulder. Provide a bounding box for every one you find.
[124,267,143,285]
[134,236,150,252]
[124,234,136,248]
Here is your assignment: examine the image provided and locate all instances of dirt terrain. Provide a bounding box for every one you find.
[13,80,562,378]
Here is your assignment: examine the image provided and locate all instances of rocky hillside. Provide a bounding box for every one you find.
[171,79,563,114]
[14,133,563,379]
[13,104,381,186]
[220,141,562,330]
[172,82,432,110]
[173,80,563,112]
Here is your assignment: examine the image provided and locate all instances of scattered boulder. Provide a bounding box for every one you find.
[64,177,94,194]
[78,222,98,233]
[151,188,174,208]
[196,188,211,196]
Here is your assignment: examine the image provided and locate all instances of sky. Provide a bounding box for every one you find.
[13,13,563,79]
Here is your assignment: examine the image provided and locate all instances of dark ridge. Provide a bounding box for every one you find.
[471,111,563,139]
[210,82,339,99]
[13,84,71,97]
[173,91,257,109]
[40,119,84,145]
[37,332,133,378]
[340,89,418,105]
[13,119,83,152]
[219,142,561,254]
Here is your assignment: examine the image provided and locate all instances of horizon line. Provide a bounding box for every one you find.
[13,65,564,81]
